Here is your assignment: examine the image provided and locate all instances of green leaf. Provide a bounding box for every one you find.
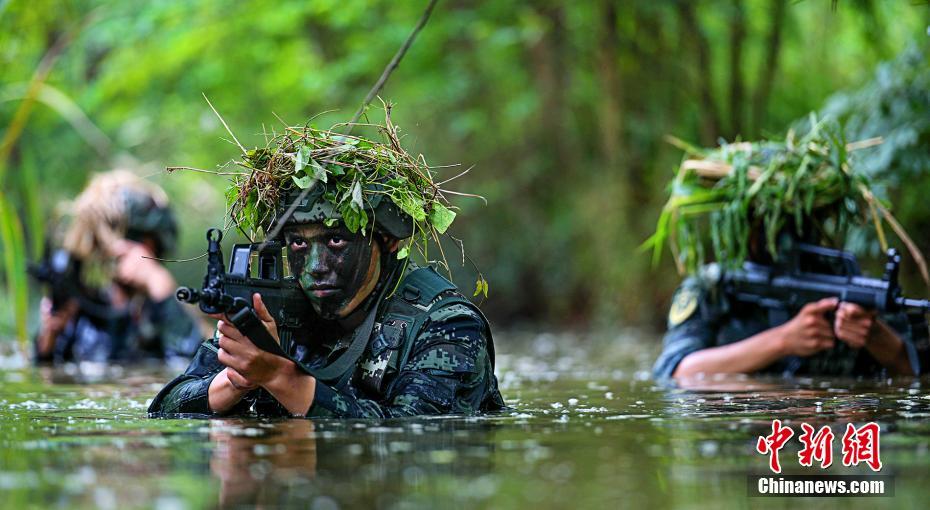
[292,172,314,189]
[393,192,427,222]
[324,218,338,227]
[295,145,310,172]
[473,277,489,298]
[351,181,363,210]
[397,245,410,259]
[429,203,456,234]
[310,159,328,183]
[341,206,360,233]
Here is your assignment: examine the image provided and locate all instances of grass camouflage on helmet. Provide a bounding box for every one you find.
[225,107,458,257]
[175,104,489,296]
[644,114,928,283]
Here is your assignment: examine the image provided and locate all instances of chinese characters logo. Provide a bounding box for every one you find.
[756,421,881,473]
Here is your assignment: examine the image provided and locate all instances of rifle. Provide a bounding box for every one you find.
[721,243,930,322]
[28,241,113,325]
[175,228,314,358]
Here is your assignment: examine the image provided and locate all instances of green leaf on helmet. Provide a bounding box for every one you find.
[324,218,338,227]
[397,245,409,260]
[295,145,310,172]
[292,172,315,189]
[341,205,360,233]
[351,181,363,210]
[393,192,427,222]
[429,204,456,234]
[310,159,328,183]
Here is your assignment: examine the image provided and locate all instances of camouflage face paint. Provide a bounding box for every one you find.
[285,224,380,320]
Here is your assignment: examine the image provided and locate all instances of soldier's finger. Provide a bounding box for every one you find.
[253,293,274,324]
[217,347,236,368]
[838,302,868,318]
[804,297,839,315]
[217,321,246,343]
[227,368,256,390]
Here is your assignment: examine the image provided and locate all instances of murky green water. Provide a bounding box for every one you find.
[1,332,929,509]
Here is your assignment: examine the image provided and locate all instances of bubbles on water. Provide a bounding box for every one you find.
[9,400,56,410]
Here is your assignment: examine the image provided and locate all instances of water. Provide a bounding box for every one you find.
[1,331,929,509]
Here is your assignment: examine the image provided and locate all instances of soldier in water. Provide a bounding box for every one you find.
[34,170,202,364]
[148,125,504,418]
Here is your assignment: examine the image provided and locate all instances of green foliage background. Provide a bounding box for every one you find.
[2,0,929,341]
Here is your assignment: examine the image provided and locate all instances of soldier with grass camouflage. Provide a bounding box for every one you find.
[148,122,504,418]
[649,120,925,380]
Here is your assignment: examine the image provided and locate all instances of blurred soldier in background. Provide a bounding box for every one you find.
[652,226,922,380]
[649,122,927,381]
[33,170,202,364]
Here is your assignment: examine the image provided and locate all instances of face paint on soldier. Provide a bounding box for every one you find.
[285,224,381,320]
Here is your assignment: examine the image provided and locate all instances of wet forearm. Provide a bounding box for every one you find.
[208,369,251,413]
[866,321,914,376]
[261,361,317,416]
[674,325,787,377]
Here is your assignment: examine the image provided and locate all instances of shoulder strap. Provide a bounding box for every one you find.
[396,266,457,306]
[307,302,379,383]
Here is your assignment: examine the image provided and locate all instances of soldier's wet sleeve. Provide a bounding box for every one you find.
[146,297,204,359]
[878,311,924,375]
[652,279,718,380]
[307,303,494,419]
[147,339,242,416]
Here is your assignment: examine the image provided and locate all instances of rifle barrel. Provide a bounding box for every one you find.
[899,297,930,312]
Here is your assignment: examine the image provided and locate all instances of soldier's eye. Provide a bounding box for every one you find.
[290,237,307,249]
[328,236,346,249]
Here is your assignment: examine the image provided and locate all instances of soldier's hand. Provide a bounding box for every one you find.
[214,294,285,386]
[111,240,176,301]
[833,302,876,350]
[225,367,259,391]
[39,296,77,335]
[778,297,838,357]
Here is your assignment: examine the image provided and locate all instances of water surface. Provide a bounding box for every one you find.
[1,331,928,509]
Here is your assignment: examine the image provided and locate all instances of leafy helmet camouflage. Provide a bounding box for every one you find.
[277,181,414,240]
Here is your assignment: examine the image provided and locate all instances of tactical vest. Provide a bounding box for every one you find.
[306,265,494,398]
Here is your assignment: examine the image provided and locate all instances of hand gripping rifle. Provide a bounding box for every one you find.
[175,228,314,358]
[721,243,930,324]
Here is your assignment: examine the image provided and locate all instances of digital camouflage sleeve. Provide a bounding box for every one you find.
[148,301,504,418]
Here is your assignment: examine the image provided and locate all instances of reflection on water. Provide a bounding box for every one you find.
[1,331,929,509]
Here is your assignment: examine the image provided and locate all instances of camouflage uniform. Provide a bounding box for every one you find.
[653,263,923,379]
[35,297,202,364]
[148,266,505,418]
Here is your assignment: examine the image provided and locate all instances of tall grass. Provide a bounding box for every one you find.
[0,188,28,349]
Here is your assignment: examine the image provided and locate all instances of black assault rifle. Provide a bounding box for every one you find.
[721,243,930,322]
[175,228,313,358]
[28,242,113,325]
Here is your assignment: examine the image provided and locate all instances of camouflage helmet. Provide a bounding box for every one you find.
[277,181,414,240]
[122,188,178,257]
